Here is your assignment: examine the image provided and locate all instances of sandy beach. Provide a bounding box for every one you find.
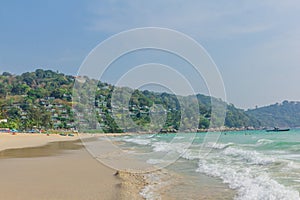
[0,132,87,151]
[0,133,144,200]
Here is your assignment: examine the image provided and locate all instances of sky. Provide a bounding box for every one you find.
[0,0,300,109]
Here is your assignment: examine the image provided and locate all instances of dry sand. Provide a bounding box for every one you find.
[0,132,136,152]
[0,133,144,200]
[0,133,83,151]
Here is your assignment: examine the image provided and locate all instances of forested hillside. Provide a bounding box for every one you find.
[246,101,300,128]
[0,69,260,132]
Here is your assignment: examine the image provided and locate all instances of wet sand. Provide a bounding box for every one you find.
[0,133,144,200]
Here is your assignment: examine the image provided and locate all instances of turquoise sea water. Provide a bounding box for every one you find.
[107,130,300,200]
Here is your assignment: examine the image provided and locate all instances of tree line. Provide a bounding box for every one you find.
[0,69,261,132]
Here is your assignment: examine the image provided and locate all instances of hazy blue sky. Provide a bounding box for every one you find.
[1,0,300,109]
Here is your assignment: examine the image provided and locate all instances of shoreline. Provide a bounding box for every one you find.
[0,132,139,152]
[0,133,147,200]
[0,131,240,200]
[0,132,87,151]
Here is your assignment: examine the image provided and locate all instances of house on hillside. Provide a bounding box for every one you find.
[0,119,8,123]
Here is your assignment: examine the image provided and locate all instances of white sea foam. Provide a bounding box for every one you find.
[223,147,275,165]
[181,149,200,160]
[197,160,300,200]
[205,142,235,150]
[123,138,151,145]
[140,187,161,199]
[140,172,172,200]
[149,141,201,163]
[151,142,172,152]
[256,138,274,145]
[151,141,190,153]
[120,134,300,200]
[286,161,300,169]
[140,181,162,200]
[280,154,300,161]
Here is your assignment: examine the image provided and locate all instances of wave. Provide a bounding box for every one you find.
[223,147,275,165]
[256,138,274,145]
[197,160,300,200]
[151,140,276,165]
[290,145,300,152]
[256,139,300,151]
[120,134,300,199]
[151,141,190,153]
[122,138,151,145]
[205,142,235,150]
[140,170,174,200]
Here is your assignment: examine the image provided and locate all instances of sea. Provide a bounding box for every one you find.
[96,130,300,200]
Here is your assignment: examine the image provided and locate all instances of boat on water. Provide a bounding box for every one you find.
[266,127,290,132]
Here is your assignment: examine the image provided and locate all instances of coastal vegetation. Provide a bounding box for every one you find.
[0,69,260,132]
[247,101,300,128]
